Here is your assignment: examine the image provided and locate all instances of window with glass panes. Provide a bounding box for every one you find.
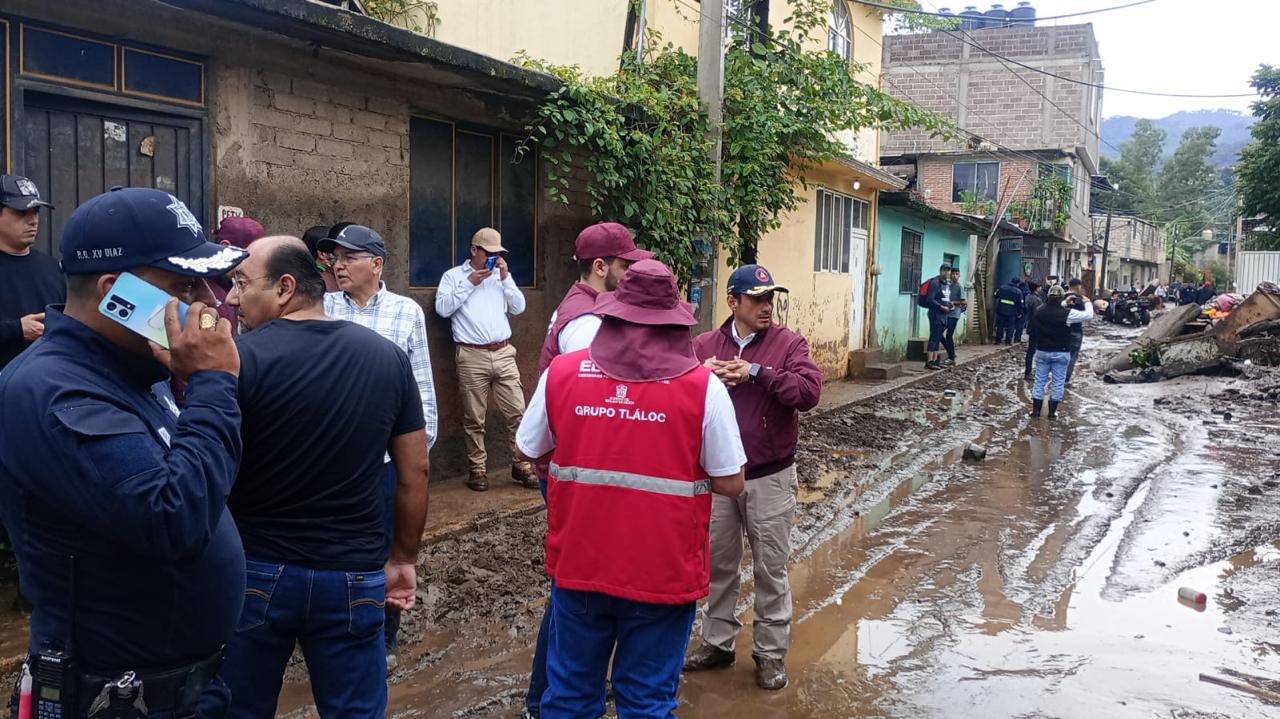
[828,1,851,60]
[814,188,867,273]
[951,161,1000,203]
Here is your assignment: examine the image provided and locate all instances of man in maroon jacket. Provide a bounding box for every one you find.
[683,264,822,691]
[537,222,654,374]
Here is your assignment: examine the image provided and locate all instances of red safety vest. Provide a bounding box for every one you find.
[544,349,712,604]
[538,282,600,374]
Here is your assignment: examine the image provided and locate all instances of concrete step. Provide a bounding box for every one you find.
[863,362,904,380]
[847,347,888,377]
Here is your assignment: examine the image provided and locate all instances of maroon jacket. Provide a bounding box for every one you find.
[693,319,822,479]
[539,282,600,373]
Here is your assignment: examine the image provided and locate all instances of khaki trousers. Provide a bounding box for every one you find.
[455,343,526,473]
[700,464,797,660]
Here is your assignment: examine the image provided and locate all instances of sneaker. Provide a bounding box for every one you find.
[467,471,489,492]
[925,361,942,370]
[753,655,788,691]
[511,461,538,488]
[386,651,398,672]
[942,358,956,366]
[683,642,735,672]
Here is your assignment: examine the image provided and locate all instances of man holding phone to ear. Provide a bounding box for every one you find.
[0,187,247,717]
[435,227,533,492]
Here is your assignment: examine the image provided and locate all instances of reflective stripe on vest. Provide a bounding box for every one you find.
[550,462,710,497]
[1000,298,1016,305]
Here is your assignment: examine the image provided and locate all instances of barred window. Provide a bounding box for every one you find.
[899,228,923,293]
[814,188,866,273]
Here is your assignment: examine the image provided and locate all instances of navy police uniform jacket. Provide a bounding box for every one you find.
[0,308,245,672]
[994,282,1025,317]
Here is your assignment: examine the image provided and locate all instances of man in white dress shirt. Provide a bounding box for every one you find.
[435,227,534,492]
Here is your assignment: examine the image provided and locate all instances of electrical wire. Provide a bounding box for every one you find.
[934,29,1255,99]
[850,0,1158,23]
[671,0,1234,224]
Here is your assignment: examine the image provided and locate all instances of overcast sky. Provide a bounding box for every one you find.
[917,0,1279,119]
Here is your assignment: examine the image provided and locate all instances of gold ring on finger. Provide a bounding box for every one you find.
[199,312,218,330]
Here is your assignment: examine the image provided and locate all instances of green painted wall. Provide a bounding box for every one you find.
[873,206,975,358]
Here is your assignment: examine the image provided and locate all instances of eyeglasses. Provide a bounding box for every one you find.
[228,275,270,293]
[332,253,376,266]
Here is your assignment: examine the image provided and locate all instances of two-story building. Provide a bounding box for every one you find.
[1092,214,1166,291]
[880,17,1104,292]
[429,0,909,378]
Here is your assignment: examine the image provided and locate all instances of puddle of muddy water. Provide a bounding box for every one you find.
[676,332,1280,719]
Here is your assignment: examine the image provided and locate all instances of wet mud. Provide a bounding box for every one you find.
[5,321,1277,718]
[336,324,1280,719]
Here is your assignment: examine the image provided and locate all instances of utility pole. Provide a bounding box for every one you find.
[1099,210,1112,294]
[694,0,724,332]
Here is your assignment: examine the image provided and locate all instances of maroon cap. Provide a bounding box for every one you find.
[217,216,266,249]
[574,222,655,263]
[592,259,696,327]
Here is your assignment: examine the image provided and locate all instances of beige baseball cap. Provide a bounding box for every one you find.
[471,227,507,253]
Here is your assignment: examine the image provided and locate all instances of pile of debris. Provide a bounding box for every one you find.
[1101,282,1280,382]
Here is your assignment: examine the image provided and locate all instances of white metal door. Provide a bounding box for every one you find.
[849,227,868,350]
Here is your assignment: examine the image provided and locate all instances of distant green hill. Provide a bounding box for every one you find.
[1101,109,1255,169]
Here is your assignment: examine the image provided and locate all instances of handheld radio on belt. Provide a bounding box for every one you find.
[29,556,76,719]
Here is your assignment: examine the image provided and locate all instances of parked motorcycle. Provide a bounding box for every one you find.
[1111,292,1151,326]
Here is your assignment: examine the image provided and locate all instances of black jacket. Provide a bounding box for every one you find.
[1031,302,1072,352]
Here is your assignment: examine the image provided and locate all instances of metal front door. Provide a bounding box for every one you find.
[849,227,868,350]
[21,93,204,258]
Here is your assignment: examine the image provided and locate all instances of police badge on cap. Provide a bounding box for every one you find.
[60,187,246,277]
[0,174,54,211]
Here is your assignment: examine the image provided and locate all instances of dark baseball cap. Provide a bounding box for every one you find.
[1,174,53,211]
[574,222,654,262]
[60,187,246,277]
[728,264,788,297]
[317,224,387,259]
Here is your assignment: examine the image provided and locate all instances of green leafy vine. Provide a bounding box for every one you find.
[516,0,951,283]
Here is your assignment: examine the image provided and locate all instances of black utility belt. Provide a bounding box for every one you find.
[72,649,222,718]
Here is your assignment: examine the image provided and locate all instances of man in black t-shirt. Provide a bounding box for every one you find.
[0,175,62,369]
[219,236,429,717]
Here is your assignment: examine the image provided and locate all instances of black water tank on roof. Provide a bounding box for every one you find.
[984,3,1009,27]
[1009,1,1036,25]
[960,6,983,29]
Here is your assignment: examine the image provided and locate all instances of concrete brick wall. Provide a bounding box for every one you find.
[881,24,1101,160]
[15,0,597,478]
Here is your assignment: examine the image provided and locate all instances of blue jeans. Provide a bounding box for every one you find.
[542,587,696,719]
[526,477,550,717]
[382,462,401,652]
[1033,350,1071,402]
[221,560,387,718]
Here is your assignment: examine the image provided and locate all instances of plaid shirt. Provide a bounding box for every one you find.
[324,284,438,450]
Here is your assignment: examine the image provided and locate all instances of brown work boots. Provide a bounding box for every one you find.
[683,644,788,691]
[512,461,538,488]
[466,462,538,492]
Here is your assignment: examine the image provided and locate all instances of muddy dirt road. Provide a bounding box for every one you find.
[274,326,1280,718]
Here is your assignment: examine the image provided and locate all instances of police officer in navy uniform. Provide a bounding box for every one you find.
[0,187,248,718]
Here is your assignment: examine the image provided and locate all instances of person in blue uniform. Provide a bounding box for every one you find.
[993,277,1024,346]
[0,187,248,718]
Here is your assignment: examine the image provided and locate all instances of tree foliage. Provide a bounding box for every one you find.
[516,0,951,282]
[1153,126,1228,248]
[1236,64,1280,249]
[1094,119,1164,215]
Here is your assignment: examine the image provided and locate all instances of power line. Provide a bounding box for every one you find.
[935,29,1255,99]
[852,0,1157,23]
